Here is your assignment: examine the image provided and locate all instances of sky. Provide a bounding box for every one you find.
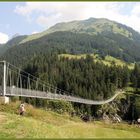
[0,2,140,44]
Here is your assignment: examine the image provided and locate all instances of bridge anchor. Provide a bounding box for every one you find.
[0,96,9,104]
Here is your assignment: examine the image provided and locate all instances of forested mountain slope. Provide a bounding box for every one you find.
[0,35,27,57]
[1,18,140,64]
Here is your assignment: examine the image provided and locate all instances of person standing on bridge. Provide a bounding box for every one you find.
[19,103,25,116]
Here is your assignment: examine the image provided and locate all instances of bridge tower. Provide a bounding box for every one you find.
[0,61,9,104]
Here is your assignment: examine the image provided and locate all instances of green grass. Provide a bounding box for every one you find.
[59,54,134,69]
[59,53,98,59]
[20,31,47,44]
[105,55,134,69]
[0,101,140,138]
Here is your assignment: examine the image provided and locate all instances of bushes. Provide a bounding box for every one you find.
[44,100,75,114]
[20,97,75,115]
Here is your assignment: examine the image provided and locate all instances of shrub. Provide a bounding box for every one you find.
[44,100,75,114]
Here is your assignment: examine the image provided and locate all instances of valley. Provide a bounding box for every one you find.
[0,17,140,138]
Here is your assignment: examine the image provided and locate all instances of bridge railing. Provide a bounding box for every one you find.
[5,86,123,105]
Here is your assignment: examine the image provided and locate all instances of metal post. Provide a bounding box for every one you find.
[3,61,6,96]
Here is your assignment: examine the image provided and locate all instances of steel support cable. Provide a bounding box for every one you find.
[7,62,71,94]
[11,69,15,87]
[7,62,55,87]
[9,68,48,91]
[9,69,12,87]
[20,73,22,95]
[6,62,9,87]
[8,68,65,94]
[35,78,39,90]
[7,63,76,97]
[27,74,31,96]
[16,69,21,95]
[16,69,21,88]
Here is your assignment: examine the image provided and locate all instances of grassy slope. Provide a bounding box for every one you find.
[0,102,140,138]
[20,18,133,44]
[59,54,134,69]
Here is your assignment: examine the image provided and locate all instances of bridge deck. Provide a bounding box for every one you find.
[5,87,124,105]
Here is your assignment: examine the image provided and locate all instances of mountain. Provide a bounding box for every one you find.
[6,35,27,47]
[20,18,140,44]
[0,35,27,56]
[11,33,20,39]
[0,44,2,46]
[1,17,140,64]
[0,44,5,56]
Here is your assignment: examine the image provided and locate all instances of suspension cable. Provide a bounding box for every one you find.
[7,62,74,95]
[7,66,75,96]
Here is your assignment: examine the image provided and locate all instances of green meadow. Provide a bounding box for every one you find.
[0,101,140,138]
[58,54,134,69]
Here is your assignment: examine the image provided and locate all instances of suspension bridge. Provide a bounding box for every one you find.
[0,61,124,104]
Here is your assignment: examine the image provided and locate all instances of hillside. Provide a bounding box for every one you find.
[0,102,140,138]
[20,18,140,44]
[1,30,140,66]
[59,53,134,69]
[0,44,5,56]
[0,35,27,57]
[1,18,140,64]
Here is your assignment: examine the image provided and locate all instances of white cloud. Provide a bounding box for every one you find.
[0,32,9,44]
[36,13,62,27]
[15,2,140,32]
[31,31,39,34]
[131,3,140,16]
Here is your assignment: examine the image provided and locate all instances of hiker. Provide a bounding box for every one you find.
[137,118,140,124]
[19,103,25,116]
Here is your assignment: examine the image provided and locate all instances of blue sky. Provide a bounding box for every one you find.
[0,2,43,38]
[0,2,140,44]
